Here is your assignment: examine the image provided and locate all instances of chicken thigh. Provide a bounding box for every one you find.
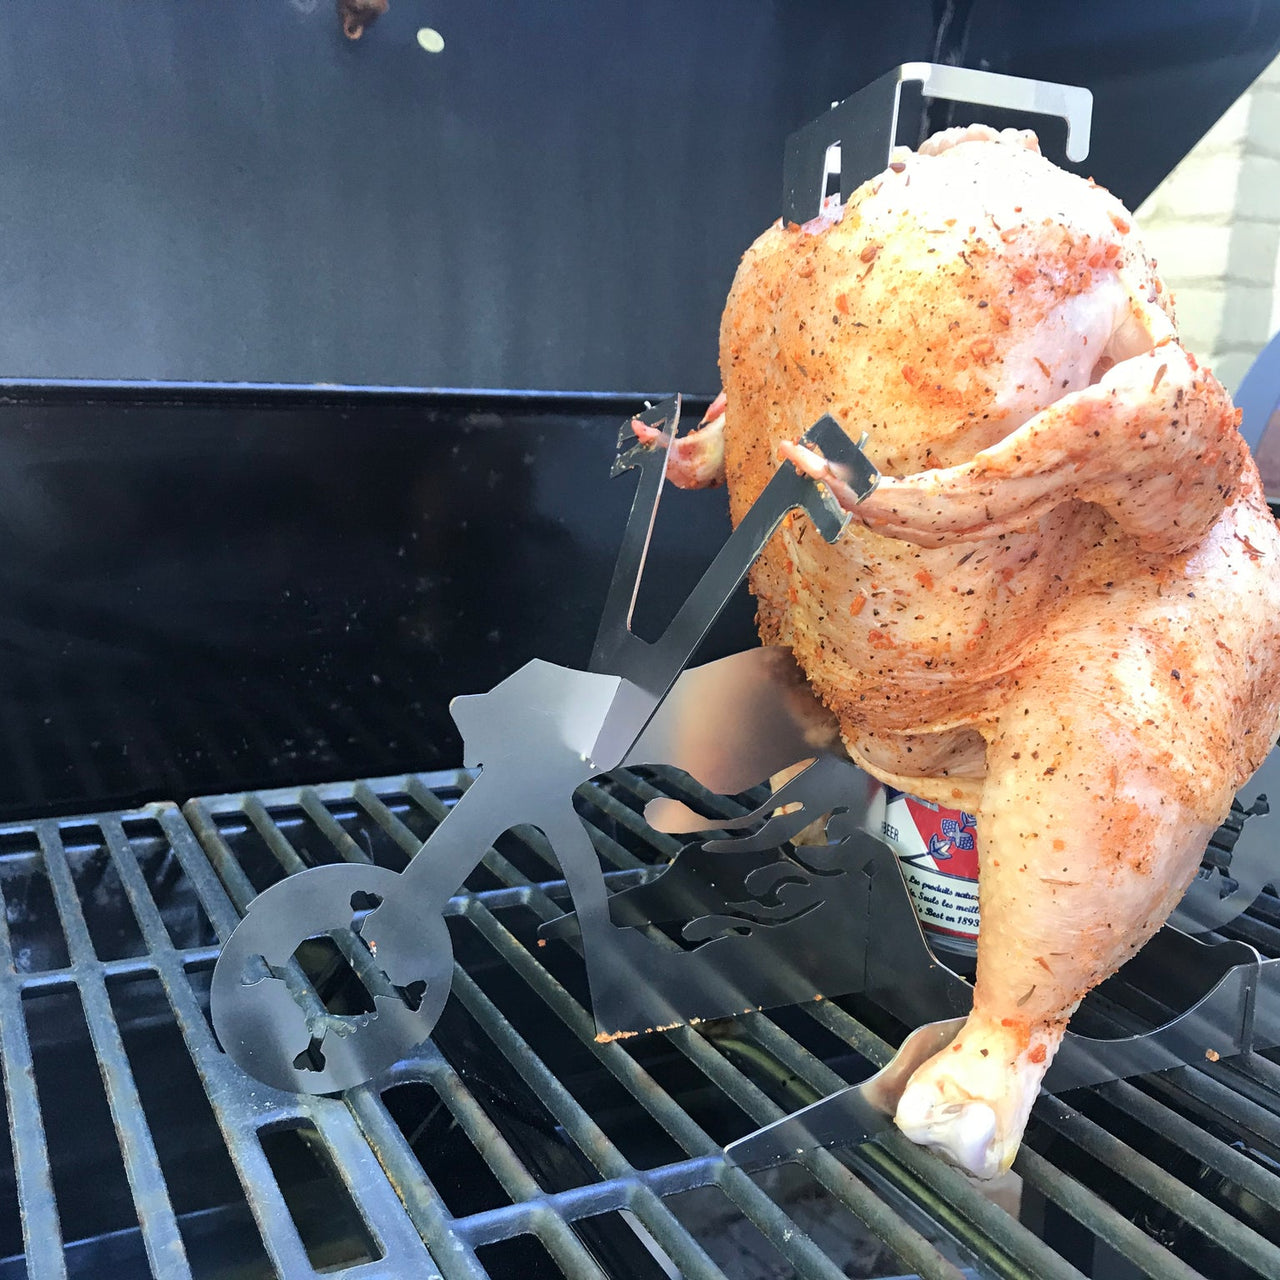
[670,126,1280,1176]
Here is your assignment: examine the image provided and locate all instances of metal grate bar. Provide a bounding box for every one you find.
[1094,1076,1280,1214]
[1031,1094,1280,1274]
[244,793,314,879]
[1224,913,1280,955]
[0,864,66,1278]
[297,788,377,865]
[1,946,215,995]
[565,818,658,881]
[441,874,654,920]
[573,812,655,873]
[472,779,666,886]
[1013,1146,1206,1280]
[607,767,759,826]
[407,1045,572,1208]
[1160,1029,1280,1114]
[447,955,799,1279]
[405,775,561,885]
[294,1098,450,1278]
[652,1019,972,1279]
[34,821,193,1279]
[353,931,701,1269]
[184,803,267,916]
[146,804,247,943]
[573,779,685,861]
[350,783,423,859]
[1067,967,1280,1153]
[80,812,317,1278]
[1145,1064,1280,1160]
[181,808,261,921]
[457,896,963,1280]
[341,1083,493,1280]
[1223,1049,1280,1100]
[374,1045,621,1278]
[449,1153,725,1228]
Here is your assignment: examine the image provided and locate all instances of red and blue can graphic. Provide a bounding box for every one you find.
[881,788,981,954]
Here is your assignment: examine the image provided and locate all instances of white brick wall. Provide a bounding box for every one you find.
[1136,54,1280,392]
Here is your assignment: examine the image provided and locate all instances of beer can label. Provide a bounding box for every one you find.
[881,789,981,947]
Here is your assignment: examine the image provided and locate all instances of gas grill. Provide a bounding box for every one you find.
[0,759,1275,1279]
[3,7,1280,1267]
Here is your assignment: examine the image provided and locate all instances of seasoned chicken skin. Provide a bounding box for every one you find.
[674,126,1280,1176]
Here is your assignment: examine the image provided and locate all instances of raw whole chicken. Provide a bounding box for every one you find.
[662,126,1280,1177]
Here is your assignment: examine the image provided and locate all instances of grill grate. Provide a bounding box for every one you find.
[0,769,1275,1278]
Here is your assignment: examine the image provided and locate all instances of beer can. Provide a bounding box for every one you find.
[880,788,980,960]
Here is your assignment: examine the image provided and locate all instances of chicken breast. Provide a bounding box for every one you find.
[675,126,1280,1176]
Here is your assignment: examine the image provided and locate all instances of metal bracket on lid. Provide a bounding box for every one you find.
[783,62,1094,224]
